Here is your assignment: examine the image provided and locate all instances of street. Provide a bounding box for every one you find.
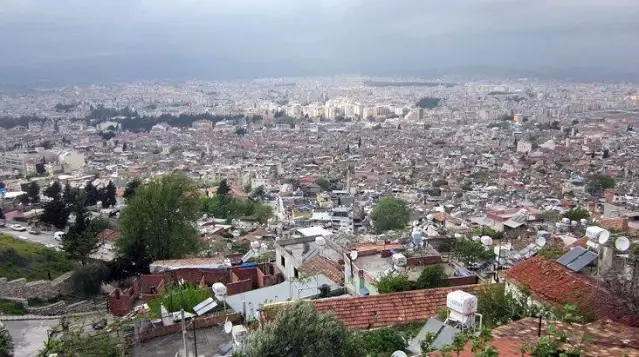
[0,222,60,248]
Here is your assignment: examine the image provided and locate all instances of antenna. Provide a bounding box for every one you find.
[391,352,408,357]
[598,229,611,245]
[224,319,233,334]
[536,236,547,247]
[615,236,630,252]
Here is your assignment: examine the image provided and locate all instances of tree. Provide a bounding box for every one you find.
[62,182,73,205]
[43,181,62,200]
[117,173,201,273]
[603,149,610,159]
[101,181,117,208]
[255,203,273,224]
[38,318,128,357]
[84,181,99,206]
[417,264,451,289]
[450,238,496,266]
[71,263,109,296]
[251,185,266,202]
[0,322,14,357]
[416,97,441,109]
[585,174,615,196]
[315,177,332,191]
[563,207,590,221]
[370,197,410,233]
[376,273,412,294]
[61,194,101,265]
[216,178,231,196]
[122,178,141,201]
[26,181,40,203]
[40,199,70,229]
[242,301,353,357]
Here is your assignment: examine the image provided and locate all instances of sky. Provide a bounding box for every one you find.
[1,0,638,85]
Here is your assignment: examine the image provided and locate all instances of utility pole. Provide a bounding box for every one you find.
[192,317,199,357]
[181,309,189,357]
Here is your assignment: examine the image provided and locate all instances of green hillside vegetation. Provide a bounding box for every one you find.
[0,234,76,281]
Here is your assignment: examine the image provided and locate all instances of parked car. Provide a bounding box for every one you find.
[28,228,41,235]
[18,235,29,240]
[11,224,26,232]
[54,231,65,241]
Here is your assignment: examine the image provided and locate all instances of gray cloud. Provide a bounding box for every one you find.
[0,0,638,82]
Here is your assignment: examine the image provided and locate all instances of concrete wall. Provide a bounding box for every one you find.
[137,312,242,342]
[599,217,628,232]
[0,272,73,300]
[407,255,443,266]
[25,300,106,316]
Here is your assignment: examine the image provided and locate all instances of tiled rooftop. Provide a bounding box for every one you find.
[299,255,345,284]
[504,256,638,326]
[312,284,488,329]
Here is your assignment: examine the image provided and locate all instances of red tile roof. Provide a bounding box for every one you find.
[504,256,638,326]
[98,228,120,241]
[311,284,489,329]
[299,255,344,284]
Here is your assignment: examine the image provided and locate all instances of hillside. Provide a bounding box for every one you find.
[0,234,76,281]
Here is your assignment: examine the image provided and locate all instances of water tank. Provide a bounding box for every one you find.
[471,235,481,241]
[212,282,227,298]
[561,217,570,225]
[250,241,260,252]
[446,291,478,314]
[315,236,326,246]
[580,219,588,225]
[586,226,605,241]
[480,236,493,246]
[411,230,422,246]
[571,220,578,227]
[392,253,407,267]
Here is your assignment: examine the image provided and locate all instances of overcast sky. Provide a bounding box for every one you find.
[1,0,638,83]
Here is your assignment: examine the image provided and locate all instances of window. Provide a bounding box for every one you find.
[294,268,299,279]
[280,255,286,267]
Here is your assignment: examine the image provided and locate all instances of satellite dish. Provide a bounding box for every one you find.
[536,236,547,247]
[598,230,611,245]
[350,250,358,260]
[391,351,408,357]
[615,236,630,252]
[224,319,233,334]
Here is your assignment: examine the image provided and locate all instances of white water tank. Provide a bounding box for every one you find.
[392,253,407,267]
[471,235,481,241]
[480,236,493,246]
[561,217,570,225]
[447,290,478,314]
[580,219,588,225]
[250,241,260,252]
[212,282,227,298]
[586,226,605,241]
[315,236,326,246]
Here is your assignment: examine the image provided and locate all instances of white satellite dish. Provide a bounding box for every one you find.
[350,250,358,260]
[536,236,547,247]
[391,351,408,357]
[224,319,233,334]
[615,236,630,252]
[598,230,611,245]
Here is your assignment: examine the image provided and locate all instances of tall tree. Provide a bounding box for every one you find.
[61,192,100,265]
[26,181,40,203]
[243,301,355,357]
[216,178,231,196]
[40,199,70,229]
[43,181,62,200]
[117,173,201,273]
[84,181,99,206]
[62,181,73,205]
[370,197,410,233]
[122,178,141,201]
[101,181,117,208]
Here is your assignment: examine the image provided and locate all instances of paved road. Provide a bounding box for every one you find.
[0,222,60,248]
[2,319,59,357]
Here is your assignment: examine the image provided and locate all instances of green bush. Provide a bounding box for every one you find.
[0,299,25,316]
[416,265,450,289]
[71,263,109,296]
[356,328,407,356]
[148,284,211,318]
[376,274,412,294]
[0,322,14,357]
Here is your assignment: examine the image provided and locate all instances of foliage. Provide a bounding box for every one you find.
[371,197,410,233]
[0,299,25,316]
[216,178,231,196]
[537,246,565,260]
[61,195,101,265]
[450,239,496,266]
[376,273,412,294]
[62,182,74,206]
[476,284,542,328]
[315,177,332,191]
[0,322,14,357]
[122,178,141,201]
[433,179,449,187]
[585,174,615,196]
[416,264,451,290]
[148,284,211,317]
[37,318,128,357]
[25,181,40,203]
[71,263,109,296]
[242,301,351,357]
[563,207,590,221]
[43,181,62,200]
[117,173,202,273]
[40,197,70,229]
[416,97,441,109]
[356,327,407,356]
[250,185,266,202]
[100,181,117,208]
[201,194,273,223]
[0,234,76,281]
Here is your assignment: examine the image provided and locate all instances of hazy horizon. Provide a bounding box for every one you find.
[1,0,638,87]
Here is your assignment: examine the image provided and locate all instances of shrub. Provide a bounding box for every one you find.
[0,322,14,357]
[376,274,411,294]
[148,284,211,318]
[416,265,450,289]
[71,263,109,296]
[357,327,407,355]
[0,299,25,316]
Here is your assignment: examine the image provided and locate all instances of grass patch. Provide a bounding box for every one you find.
[0,299,26,315]
[0,233,77,281]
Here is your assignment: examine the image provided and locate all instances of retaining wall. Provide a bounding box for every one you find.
[0,272,73,300]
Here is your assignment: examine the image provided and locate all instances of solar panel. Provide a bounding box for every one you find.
[302,247,318,262]
[241,250,255,263]
[556,246,587,266]
[567,250,598,272]
[407,319,445,354]
[433,325,461,349]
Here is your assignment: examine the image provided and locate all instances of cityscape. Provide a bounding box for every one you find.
[1,1,639,357]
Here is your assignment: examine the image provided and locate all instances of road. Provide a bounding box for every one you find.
[0,222,60,248]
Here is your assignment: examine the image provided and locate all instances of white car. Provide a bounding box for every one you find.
[18,236,29,240]
[54,231,65,241]
[45,243,56,249]
[11,224,26,232]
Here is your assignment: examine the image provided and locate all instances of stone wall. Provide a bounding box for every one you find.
[0,272,73,300]
[25,300,106,316]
